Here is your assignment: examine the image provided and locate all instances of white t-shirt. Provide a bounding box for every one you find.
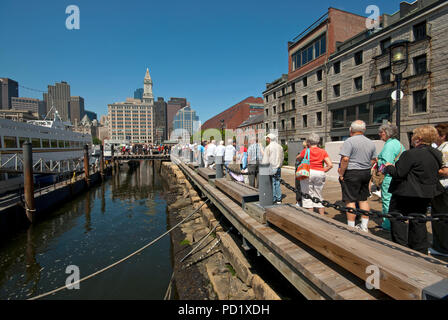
[215,145,225,157]
[206,144,216,157]
[224,145,236,162]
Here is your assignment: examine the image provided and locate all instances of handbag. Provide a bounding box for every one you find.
[372,145,404,187]
[296,148,311,181]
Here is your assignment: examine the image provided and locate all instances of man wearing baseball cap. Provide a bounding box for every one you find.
[262,133,284,204]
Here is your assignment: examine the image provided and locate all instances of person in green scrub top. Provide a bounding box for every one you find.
[377,123,405,230]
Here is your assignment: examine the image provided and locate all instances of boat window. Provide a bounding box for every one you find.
[51,140,57,148]
[58,140,64,148]
[4,136,18,148]
[32,138,41,148]
[65,141,70,148]
[19,137,30,147]
[42,139,50,148]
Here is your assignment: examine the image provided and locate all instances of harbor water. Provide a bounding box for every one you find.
[0,161,172,300]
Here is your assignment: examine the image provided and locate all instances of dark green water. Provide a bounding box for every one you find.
[0,161,172,300]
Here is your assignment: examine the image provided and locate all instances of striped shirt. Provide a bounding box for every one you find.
[247,143,263,164]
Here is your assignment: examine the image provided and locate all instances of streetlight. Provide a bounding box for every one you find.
[389,40,409,141]
[220,119,225,141]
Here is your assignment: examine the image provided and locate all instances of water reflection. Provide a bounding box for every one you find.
[0,160,171,299]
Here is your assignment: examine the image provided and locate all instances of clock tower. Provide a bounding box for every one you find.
[143,68,154,105]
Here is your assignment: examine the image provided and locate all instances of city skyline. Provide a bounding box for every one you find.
[0,0,400,123]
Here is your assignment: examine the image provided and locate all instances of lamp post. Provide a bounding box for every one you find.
[220,119,225,141]
[389,40,409,141]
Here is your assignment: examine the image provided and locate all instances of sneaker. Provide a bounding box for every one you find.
[372,190,382,198]
[295,202,301,208]
[275,202,282,205]
[355,224,369,233]
[428,247,448,257]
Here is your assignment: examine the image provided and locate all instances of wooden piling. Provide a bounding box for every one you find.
[23,142,36,223]
[84,145,90,186]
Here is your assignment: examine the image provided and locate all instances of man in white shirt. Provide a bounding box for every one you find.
[205,140,216,168]
[262,133,284,204]
[224,139,236,174]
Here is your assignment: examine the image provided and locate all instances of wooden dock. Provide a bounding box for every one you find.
[175,158,448,300]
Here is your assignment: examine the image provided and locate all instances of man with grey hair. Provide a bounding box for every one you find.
[224,138,236,174]
[338,120,377,232]
[205,139,216,168]
[247,136,263,187]
[262,133,284,204]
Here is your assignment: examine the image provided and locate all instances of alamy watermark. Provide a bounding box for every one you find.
[66,5,80,30]
[365,5,381,30]
[365,265,380,290]
[65,265,80,290]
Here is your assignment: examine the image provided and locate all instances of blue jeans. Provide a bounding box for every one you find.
[272,168,282,203]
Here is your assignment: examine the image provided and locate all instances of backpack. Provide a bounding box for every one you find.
[296,148,311,181]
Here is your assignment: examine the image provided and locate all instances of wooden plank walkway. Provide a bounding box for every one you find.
[197,167,216,180]
[177,161,383,300]
[214,178,259,205]
[266,205,448,300]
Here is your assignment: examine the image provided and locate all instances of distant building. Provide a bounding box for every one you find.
[167,98,187,137]
[153,97,167,144]
[172,104,200,140]
[43,81,71,122]
[201,97,264,131]
[0,109,38,122]
[108,98,153,144]
[69,96,85,124]
[143,68,154,105]
[134,88,144,100]
[84,110,97,121]
[11,97,46,118]
[0,78,19,110]
[236,113,265,144]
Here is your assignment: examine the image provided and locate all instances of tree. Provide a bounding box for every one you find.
[92,137,102,145]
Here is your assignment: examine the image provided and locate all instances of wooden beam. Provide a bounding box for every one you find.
[197,168,216,180]
[215,178,259,205]
[266,205,448,300]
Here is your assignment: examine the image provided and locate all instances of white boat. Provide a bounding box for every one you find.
[0,112,92,194]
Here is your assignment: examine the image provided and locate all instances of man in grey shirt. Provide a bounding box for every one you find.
[338,120,377,232]
[247,137,263,188]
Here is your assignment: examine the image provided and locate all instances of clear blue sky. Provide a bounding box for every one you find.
[0,0,400,122]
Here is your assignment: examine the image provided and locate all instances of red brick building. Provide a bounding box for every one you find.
[201,97,264,131]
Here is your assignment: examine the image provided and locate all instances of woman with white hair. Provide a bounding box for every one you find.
[376,122,405,230]
[297,133,333,215]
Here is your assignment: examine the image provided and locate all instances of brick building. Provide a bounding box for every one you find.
[263,8,368,145]
[201,97,264,132]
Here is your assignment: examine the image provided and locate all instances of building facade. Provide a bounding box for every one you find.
[134,88,143,100]
[143,68,154,106]
[235,113,264,145]
[167,97,187,137]
[11,97,45,118]
[263,1,448,148]
[201,97,264,131]
[108,98,153,144]
[69,96,85,124]
[172,105,200,141]
[43,81,71,122]
[153,97,167,144]
[0,78,19,110]
[84,110,97,121]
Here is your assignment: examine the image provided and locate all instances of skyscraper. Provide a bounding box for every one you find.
[134,88,143,100]
[43,81,71,121]
[143,68,154,105]
[0,78,19,110]
[153,97,167,144]
[172,104,200,141]
[70,96,85,124]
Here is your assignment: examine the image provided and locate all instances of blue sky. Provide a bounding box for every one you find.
[0,0,400,122]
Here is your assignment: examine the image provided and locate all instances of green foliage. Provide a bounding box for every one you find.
[92,137,102,145]
[283,151,288,166]
[180,239,190,246]
[225,264,237,277]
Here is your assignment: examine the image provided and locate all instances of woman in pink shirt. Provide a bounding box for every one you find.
[297,133,333,215]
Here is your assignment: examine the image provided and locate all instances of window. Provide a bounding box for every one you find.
[265,123,269,131]
[413,90,427,113]
[273,92,277,99]
[265,109,269,117]
[317,90,322,102]
[333,84,340,97]
[316,112,322,126]
[413,54,427,75]
[373,99,391,124]
[281,103,285,113]
[273,106,277,114]
[358,104,370,124]
[291,83,296,93]
[354,76,363,91]
[346,106,356,124]
[317,70,323,81]
[413,21,427,41]
[58,140,64,148]
[4,136,18,148]
[292,33,326,70]
[282,87,285,96]
[334,61,341,74]
[42,139,50,148]
[303,95,308,106]
[380,67,391,84]
[380,38,391,54]
[291,117,296,129]
[303,115,308,128]
[266,95,269,103]
[332,109,344,128]
[354,51,363,65]
[19,137,29,147]
[291,99,296,110]
[273,121,277,130]
[303,77,308,87]
[281,120,285,130]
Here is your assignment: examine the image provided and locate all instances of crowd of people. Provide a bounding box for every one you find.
[120,144,171,155]
[177,120,447,256]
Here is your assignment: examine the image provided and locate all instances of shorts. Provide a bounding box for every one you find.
[340,169,371,203]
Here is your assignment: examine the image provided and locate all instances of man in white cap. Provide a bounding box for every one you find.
[262,133,284,204]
